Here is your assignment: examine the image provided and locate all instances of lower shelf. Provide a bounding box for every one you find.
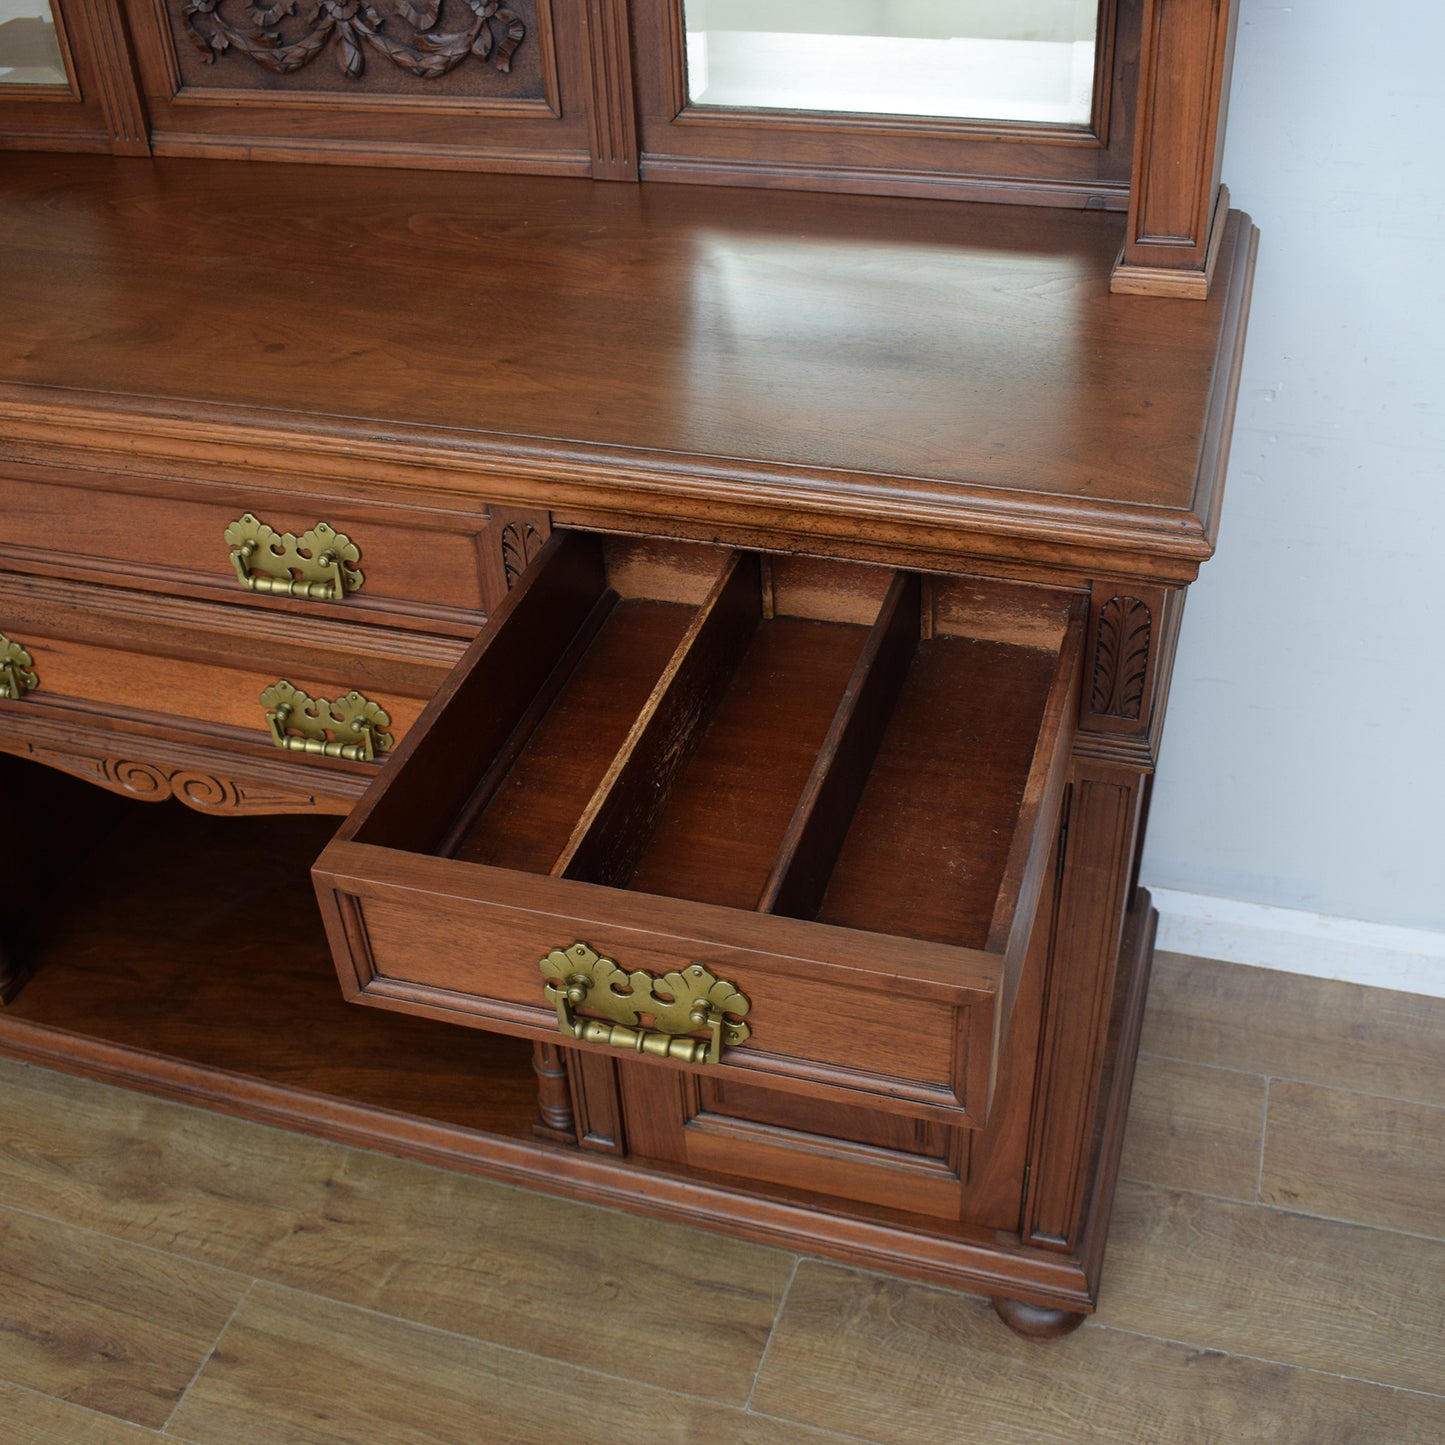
[0,774,541,1164]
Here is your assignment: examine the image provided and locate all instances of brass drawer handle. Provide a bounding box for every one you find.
[225,513,363,601]
[0,633,38,699]
[540,942,751,1065]
[260,681,393,762]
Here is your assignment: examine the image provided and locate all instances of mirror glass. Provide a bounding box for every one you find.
[682,0,1099,125]
[0,0,66,85]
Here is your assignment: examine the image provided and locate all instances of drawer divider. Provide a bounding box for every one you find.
[757,569,920,919]
[437,584,620,859]
[347,528,610,857]
[553,550,763,888]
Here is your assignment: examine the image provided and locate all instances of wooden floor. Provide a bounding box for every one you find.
[0,953,1441,1444]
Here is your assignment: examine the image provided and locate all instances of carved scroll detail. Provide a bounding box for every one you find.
[183,0,526,80]
[1090,596,1152,720]
[501,519,544,588]
[24,746,318,815]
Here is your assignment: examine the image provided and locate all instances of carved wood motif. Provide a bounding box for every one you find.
[501,518,544,588]
[22,744,320,815]
[183,0,525,80]
[1090,595,1152,721]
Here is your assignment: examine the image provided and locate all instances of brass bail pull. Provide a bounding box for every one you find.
[225,514,363,601]
[540,943,751,1066]
[0,634,38,700]
[259,681,393,763]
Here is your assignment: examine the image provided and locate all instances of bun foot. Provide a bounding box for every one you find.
[991,1296,1087,1340]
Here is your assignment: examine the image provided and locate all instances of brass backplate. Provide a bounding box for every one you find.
[540,942,751,1064]
[0,633,38,699]
[260,680,392,762]
[226,513,363,599]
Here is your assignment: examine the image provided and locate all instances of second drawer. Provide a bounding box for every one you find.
[0,573,462,764]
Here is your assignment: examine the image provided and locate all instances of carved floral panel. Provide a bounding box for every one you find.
[170,0,543,100]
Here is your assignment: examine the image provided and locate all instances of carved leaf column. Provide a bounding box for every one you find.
[1019,580,1183,1262]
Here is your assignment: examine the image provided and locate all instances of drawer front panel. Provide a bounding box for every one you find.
[0,576,455,762]
[0,468,547,629]
[15,630,428,743]
[619,1068,970,1220]
[323,860,996,1126]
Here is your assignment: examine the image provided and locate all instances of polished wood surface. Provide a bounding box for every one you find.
[2,954,1439,1442]
[0,154,1256,580]
[4,0,1241,302]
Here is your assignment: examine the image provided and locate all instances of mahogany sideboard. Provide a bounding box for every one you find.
[0,150,1256,1336]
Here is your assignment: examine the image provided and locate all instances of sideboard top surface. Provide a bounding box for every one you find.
[0,154,1256,580]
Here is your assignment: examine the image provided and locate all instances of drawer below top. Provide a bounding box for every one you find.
[0,573,458,767]
[314,532,1086,1126]
[0,463,549,635]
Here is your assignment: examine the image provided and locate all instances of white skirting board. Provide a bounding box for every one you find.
[1148,888,1445,1000]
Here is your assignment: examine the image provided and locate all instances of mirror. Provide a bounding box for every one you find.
[682,0,1100,125]
[0,0,66,86]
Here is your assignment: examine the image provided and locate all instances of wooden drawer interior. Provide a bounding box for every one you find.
[355,532,1083,957]
[320,531,1085,1126]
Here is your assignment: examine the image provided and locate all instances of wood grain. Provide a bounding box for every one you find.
[1142,953,1445,1106]
[1119,1054,1266,1200]
[559,550,762,891]
[759,571,916,919]
[0,156,1257,582]
[0,1379,165,1444]
[169,1283,834,1445]
[1100,1180,1445,1395]
[4,953,1440,1443]
[455,598,694,873]
[0,1062,792,1407]
[624,617,864,910]
[816,634,1061,950]
[1261,1080,1445,1238]
[752,1260,1444,1445]
[0,1205,246,1428]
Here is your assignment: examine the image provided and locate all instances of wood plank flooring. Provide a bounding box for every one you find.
[1,952,1441,1443]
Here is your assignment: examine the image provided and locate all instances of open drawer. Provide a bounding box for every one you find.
[314,533,1085,1128]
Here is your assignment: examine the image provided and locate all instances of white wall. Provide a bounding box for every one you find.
[1140,1,1445,987]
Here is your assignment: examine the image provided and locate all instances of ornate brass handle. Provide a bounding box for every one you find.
[0,633,38,700]
[539,942,751,1065]
[225,513,363,601]
[260,680,393,762]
